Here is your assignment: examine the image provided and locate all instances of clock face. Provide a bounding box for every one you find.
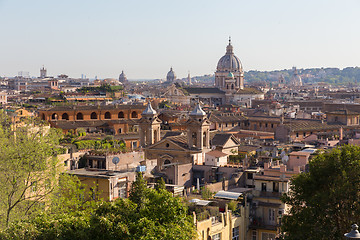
[112,157,120,165]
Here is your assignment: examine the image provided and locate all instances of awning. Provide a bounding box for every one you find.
[214,190,242,200]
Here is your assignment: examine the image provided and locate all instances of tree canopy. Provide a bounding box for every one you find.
[281,145,360,240]
[0,172,196,240]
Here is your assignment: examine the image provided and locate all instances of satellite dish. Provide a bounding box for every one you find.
[280,151,286,158]
[282,155,289,163]
[112,157,120,165]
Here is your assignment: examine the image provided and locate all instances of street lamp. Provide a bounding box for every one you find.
[345,224,360,239]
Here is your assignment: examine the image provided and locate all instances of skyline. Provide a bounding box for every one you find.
[0,0,360,79]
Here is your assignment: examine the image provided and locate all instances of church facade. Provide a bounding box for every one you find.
[163,39,264,106]
[140,102,211,186]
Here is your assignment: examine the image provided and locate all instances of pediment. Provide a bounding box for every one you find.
[146,138,188,151]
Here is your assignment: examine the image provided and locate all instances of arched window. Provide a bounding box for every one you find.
[76,112,83,120]
[231,84,234,90]
[131,111,138,118]
[90,112,97,119]
[62,113,69,120]
[154,130,158,142]
[118,111,124,118]
[164,159,171,165]
[203,132,207,147]
[192,132,197,147]
[104,112,111,119]
[118,128,122,134]
[227,85,229,89]
[51,113,57,120]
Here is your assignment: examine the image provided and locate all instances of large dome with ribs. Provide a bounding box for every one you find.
[216,39,242,72]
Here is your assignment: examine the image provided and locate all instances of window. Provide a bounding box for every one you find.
[212,233,221,240]
[273,182,279,192]
[252,231,257,240]
[265,123,268,128]
[303,132,306,137]
[131,111,138,118]
[91,112,97,119]
[104,112,111,119]
[296,133,299,137]
[62,113,69,120]
[261,183,267,192]
[132,141,137,149]
[271,123,274,128]
[118,111,124,118]
[269,208,275,222]
[232,227,239,240]
[247,173,253,179]
[261,232,275,240]
[76,112,83,120]
[118,181,127,198]
[118,128,122,134]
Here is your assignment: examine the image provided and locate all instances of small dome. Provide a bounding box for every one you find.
[166,67,176,82]
[119,70,127,82]
[142,101,157,116]
[217,39,242,72]
[190,103,206,116]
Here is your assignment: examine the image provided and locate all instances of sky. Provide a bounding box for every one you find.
[0,0,359,79]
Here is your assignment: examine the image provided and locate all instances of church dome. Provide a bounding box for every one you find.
[217,39,242,72]
[142,101,157,116]
[119,70,127,82]
[190,103,206,116]
[166,67,176,82]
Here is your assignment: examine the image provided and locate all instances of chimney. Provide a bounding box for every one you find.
[264,162,270,170]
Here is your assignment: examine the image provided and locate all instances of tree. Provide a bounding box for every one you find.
[128,172,148,210]
[281,145,360,240]
[1,171,197,240]
[0,113,64,228]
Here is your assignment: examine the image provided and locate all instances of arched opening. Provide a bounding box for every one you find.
[131,111,138,118]
[118,128,122,134]
[192,132,197,147]
[203,132,207,147]
[231,84,234,90]
[41,113,46,120]
[62,113,69,120]
[227,85,229,89]
[104,112,111,119]
[90,112,97,119]
[51,113,57,120]
[164,159,171,165]
[118,111,124,118]
[76,112,83,120]
[154,129,158,142]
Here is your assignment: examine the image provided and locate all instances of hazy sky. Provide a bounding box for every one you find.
[0,0,359,79]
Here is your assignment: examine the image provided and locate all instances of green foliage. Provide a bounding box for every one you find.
[201,187,214,200]
[0,113,63,228]
[155,177,166,192]
[77,84,123,94]
[0,172,196,240]
[72,139,126,152]
[281,145,360,240]
[227,200,238,213]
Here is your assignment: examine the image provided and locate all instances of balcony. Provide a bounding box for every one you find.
[249,217,278,231]
[253,190,282,199]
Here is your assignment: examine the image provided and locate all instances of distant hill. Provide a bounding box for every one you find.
[244,67,360,85]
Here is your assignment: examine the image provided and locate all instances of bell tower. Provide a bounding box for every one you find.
[139,101,162,147]
[187,103,210,150]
